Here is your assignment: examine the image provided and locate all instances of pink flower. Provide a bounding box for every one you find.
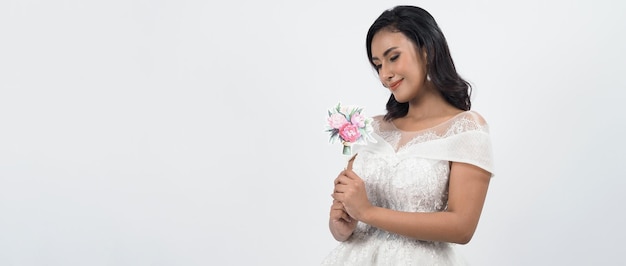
[350,113,366,128]
[339,123,361,143]
[328,113,348,129]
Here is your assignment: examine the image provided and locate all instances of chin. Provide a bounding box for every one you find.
[392,93,410,103]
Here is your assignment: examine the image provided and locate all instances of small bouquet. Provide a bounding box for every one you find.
[325,102,376,156]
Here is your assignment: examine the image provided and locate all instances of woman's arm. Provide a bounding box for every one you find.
[332,161,491,244]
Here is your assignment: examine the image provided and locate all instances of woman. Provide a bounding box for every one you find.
[322,6,494,265]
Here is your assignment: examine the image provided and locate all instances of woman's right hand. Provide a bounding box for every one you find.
[329,199,357,241]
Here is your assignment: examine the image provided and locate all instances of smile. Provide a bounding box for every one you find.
[389,79,403,90]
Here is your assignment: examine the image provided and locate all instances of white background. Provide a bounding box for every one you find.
[1,0,625,265]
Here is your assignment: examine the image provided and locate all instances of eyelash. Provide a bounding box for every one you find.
[374,54,400,72]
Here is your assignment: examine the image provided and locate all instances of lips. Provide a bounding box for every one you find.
[389,79,403,91]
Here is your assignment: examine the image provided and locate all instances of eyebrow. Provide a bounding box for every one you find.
[371,47,398,61]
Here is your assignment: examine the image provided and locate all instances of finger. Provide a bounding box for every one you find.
[332,201,347,212]
[331,192,343,202]
[334,175,344,185]
[341,212,352,222]
[330,212,344,222]
[334,170,346,183]
[334,174,347,185]
[331,207,344,213]
[346,155,356,171]
[333,183,350,193]
[331,202,344,210]
[335,175,351,185]
[330,206,351,222]
[343,169,359,180]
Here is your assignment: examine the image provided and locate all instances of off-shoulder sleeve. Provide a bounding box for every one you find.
[353,112,495,177]
[408,114,495,177]
[417,130,494,176]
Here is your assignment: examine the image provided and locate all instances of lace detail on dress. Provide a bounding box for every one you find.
[373,111,488,152]
[371,118,401,150]
[442,115,486,137]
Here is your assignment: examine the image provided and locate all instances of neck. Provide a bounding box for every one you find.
[405,81,456,120]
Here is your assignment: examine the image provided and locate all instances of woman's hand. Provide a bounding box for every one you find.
[328,199,357,241]
[332,169,373,221]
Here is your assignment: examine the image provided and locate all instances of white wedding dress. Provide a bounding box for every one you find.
[322,111,494,266]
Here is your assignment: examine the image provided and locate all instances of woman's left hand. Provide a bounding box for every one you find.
[332,169,373,221]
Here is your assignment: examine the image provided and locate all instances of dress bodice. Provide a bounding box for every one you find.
[352,111,493,214]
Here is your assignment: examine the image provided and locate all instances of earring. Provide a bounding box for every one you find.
[426,74,431,81]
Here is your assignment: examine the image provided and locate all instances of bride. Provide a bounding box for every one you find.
[322,5,495,265]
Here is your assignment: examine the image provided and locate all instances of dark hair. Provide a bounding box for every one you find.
[366,6,471,121]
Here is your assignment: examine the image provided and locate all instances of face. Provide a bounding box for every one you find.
[370,30,428,103]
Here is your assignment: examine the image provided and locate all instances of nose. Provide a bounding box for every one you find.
[379,64,394,83]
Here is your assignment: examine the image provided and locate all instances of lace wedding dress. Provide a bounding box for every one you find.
[322,111,494,266]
